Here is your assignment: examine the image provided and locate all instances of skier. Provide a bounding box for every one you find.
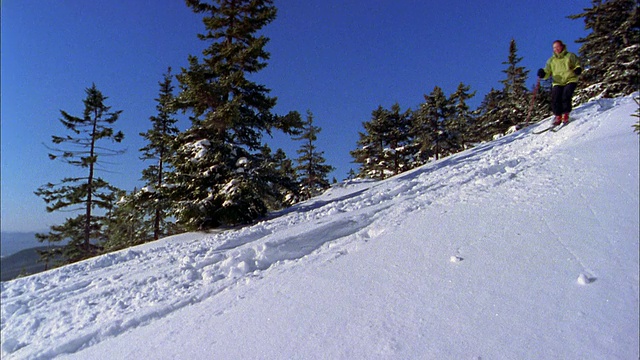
[537,40,582,126]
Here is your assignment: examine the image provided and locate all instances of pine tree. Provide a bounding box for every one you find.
[499,39,530,127]
[473,40,531,140]
[248,144,302,211]
[293,111,335,200]
[569,0,639,101]
[35,84,125,264]
[383,103,413,175]
[447,82,476,152]
[101,189,147,252]
[170,0,302,229]
[473,88,504,142]
[346,169,358,181]
[412,86,452,161]
[351,107,386,179]
[137,68,180,240]
[531,78,553,123]
[270,148,300,207]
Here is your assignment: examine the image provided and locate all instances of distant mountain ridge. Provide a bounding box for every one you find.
[1,246,64,282]
[1,232,43,258]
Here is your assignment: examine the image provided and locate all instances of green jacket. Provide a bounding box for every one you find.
[543,49,581,86]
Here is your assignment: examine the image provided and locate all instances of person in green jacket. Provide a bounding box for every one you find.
[537,40,582,125]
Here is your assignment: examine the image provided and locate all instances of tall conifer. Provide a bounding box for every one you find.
[448,82,476,152]
[35,84,125,263]
[294,111,335,200]
[499,39,530,126]
[138,68,180,240]
[474,39,530,139]
[170,0,301,229]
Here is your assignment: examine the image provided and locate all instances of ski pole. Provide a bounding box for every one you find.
[524,77,541,124]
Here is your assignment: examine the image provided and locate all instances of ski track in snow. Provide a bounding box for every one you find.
[1,96,637,359]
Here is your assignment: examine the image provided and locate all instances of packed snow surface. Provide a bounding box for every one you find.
[2,95,639,359]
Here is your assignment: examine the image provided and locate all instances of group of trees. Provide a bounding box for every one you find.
[36,0,638,266]
[350,83,476,180]
[351,39,548,180]
[352,0,638,180]
[569,0,639,102]
[36,0,334,264]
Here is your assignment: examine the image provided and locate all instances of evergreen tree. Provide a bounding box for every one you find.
[351,107,386,179]
[250,145,301,211]
[447,82,476,152]
[346,169,358,181]
[351,105,411,179]
[270,148,300,207]
[412,86,452,161]
[569,0,639,101]
[170,0,302,229]
[382,103,413,175]
[137,68,180,240]
[472,88,505,142]
[35,84,125,264]
[101,189,147,252]
[294,111,335,200]
[473,39,530,140]
[632,96,640,134]
[499,39,530,127]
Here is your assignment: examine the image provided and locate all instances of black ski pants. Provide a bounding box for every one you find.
[551,82,577,116]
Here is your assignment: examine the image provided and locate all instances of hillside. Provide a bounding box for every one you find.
[1,95,638,359]
[0,246,63,282]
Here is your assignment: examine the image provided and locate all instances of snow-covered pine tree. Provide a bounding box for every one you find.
[383,103,413,175]
[101,188,147,252]
[412,86,452,161]
[569,0,639,102]
[409,100,436,166]
[351,106,389,179]
[35,84,125,264]
[352,104,411,179]
[246,144,303,212]
[170,0,301,229]
[472,88,504,142]
[268,148,300,208]
[293,111,335,200]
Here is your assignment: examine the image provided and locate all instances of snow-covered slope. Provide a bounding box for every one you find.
[2,95,638,360]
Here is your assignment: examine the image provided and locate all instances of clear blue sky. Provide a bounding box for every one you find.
[1,0,590,232]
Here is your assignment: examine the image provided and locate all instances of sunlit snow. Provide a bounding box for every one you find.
[1,95,638,359]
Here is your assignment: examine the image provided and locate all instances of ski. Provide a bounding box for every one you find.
[551,123,567,132]
[533,125,558,134]
[552,119,573,132]
[534,120,570,134]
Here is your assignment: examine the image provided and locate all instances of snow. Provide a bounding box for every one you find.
[185,139,210,162]
[2,95,639,359]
